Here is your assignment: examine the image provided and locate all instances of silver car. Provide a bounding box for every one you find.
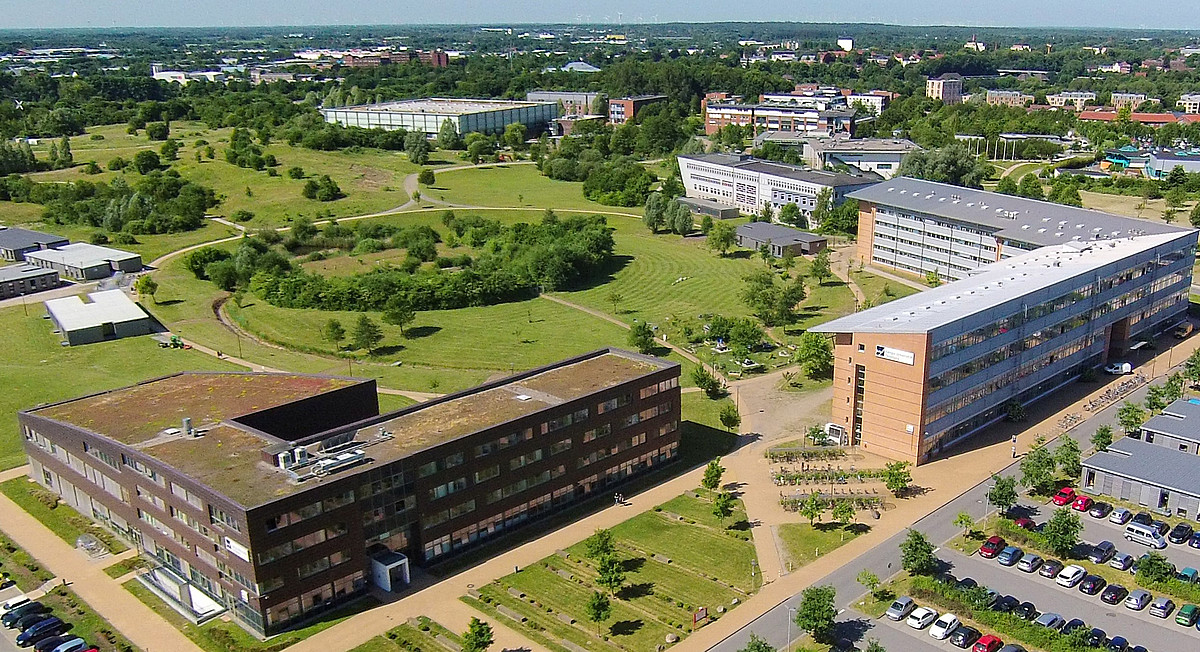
[1034,612,1064,630]
[1125,589,1152,611]
[1149,597,1175,618]
[1109,553,1134,571]
[885,596,916,621]
[1110,508,1133,525]
[1017,553,1043,573]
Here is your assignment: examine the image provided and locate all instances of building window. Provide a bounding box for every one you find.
[1084,470,1095,489]
[428,477,467,501]
[417,461,438,478]
[1146,432,1155,443]
[209,505,242,532]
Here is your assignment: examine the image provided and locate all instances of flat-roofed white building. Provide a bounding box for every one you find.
[319,98,559,137]
[45,289,152,345]
[24,243,141,280]
[1047,91,1097,110]
[1111,92,1147,110]
[1177,94,1200,114]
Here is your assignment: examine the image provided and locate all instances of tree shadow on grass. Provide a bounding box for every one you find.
[563,254,633,292]
[617,582,655,600]
[622,557,646,573]
[155,298,185,306]
[609,620,643,636]
[403,325,442,339]
[370,344,407,356]
[814,522,842,533]
[844,523,872,535]
[728,519,752,532]
[646,344,673,358]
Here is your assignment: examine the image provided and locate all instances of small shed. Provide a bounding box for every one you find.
[735,222,827,256]
[45,289,152,345]
[677,196,740,220]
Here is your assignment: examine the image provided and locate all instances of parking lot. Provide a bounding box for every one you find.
[0,584,30,652]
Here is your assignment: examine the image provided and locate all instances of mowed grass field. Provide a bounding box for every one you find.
[429,164,616,211]
[0,304,242,470]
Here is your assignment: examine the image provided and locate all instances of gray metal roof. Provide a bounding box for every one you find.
[0,263,55,282]
[680,154,881,188]
[676,196,738,212]
[1142,398,1200,444]
[847,177,1188,247]
[23,242,140,269]
[810,231,1191,335]
[0,227,67,251]
[1082,436,1200,499]
[736,222,825,245]
[45,290,148,332]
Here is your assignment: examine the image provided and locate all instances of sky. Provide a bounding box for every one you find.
[2,0,1199,30]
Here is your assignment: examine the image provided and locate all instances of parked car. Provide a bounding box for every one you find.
[16,617,64,648]
[1149,596,1176,618]
[997,546,1023,566]
[2,602,46,629]
[1072,495,1094,512]
[1125,589,1152,611]
[955,577,978,591]
[1132,512,1153,526]
[1174,322,1194,338]
[32,635,75,652]
[1039,559,1065,578]
[49,639,88,652]
[1105,362,1133,374]
[1014,601,1038,620]
[1012,517,1035,531]
[1176,603,1199,626]
[980,536,1005,559]
[885,597,916,621]
[1034,612,1065,630]
[0,596,30,619]
[907,606,938,629]
[930,613,960,640]
[1169,523,1194,544]
[997,646,1026,652]
[1017,553,1043,573]
[978,589,1000,609]
[1189,532,1200,549]
[1086,628,1107,647]
[973,634,1003,652]
[15,613,54,632]
[1079,575,1107,595]
[1107,636,1129,652]
[1057,565,1087,588]
[1061,619,1087,635]
[1151,520,1170,536]
[993,596,1019,613]
[1110,508,1133,525]
[1052,487,1077,506]
[1089,502,1113,518]
[1110,553,1134,571]
[1177,567,1198,584]
[949,625,981,649]
[1089,541,1117,564]
[1101,584,1129,605]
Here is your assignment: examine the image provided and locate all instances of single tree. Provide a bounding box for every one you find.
[707,221,737,256]
[780,249,796,275]
[702,457,726,491]
[438,118,463,149]
[713,491,735,526]
[1017,173,1044,200]
[796,332,833,380]
[585,591,612,636]
[856,569,880,598]
[1190,202,1200,228]
[739,633,774,652]
[1055,436,1083,479]
[584,529,616,561]
[778,202,802,227]
[925,270,941,287]
[628,321,656,354]
[1137,552,1176,583]
[382,296,417,336]
[719,403,741,432]
[899,529,938,575]
[643,192,667,233]
[794,584,838,643]
[987,474,1019,514]
[810,188,834,229]
[1091,424,1115,452]
[691,366,723,399]
[864,640,886,652]
[351,315,384,353]
[832,500,855,525]
[700,214,714,235]
[461,617,494,652]
[1019,442,1057,494]
[321,319,346,349]
[405,132,431,164]
[133,149,161,174]
[596,554,625,596]
[1043,507,1083,558]
[1115,402,1146,435]
[882,461,912,497]
[607,291,624,315]
[1163,207,1178,224]
[1145,383,1171,413]
[1184,348,1200,386]
[418,169,436,185]
[799,491,825,525]
[134,275,158,303]
[759,201,774,223]
[810,248,832,286]
[953,511,975,536]
[995,176,1019,195]
[56,135,73,168]
[758,242,774,267]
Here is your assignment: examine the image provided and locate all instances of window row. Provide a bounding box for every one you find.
[257,522,347,565]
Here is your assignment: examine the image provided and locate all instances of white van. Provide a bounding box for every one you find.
[1125,522,1168,549]
[0,595,28,617]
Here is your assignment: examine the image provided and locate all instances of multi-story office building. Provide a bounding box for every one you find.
[848,177,1186,281]
[1111,92,1147,110]
[525,90,604,116]
[19,349,681,635]
[794,136,921,179]
[814,232,1195,464]
[607,95,667,125]
[1047,91,1097,110]
[846,92,891,115]
[320,98,559,137]
[925,74,963,105]
[1177,94,1200,114]
[986,90,1034,107]
[678,153,880,222]
[703,101,856,137]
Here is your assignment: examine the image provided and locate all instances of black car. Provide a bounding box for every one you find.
[1189,532,1200,549]
[1132,512,1153,526]
[1,602,45,629]
[993,595,1020,613]
[1100,584,1129,605]
[1039,559,1064,578]
[1151,520,1170,536]
[948,625,981,649]
[1168,522,1194,544]
[1079,575,1107,595]
[14,612,54,633]
[1087,628,1108,647]
[1014,601,1038,620]
[955,577,978,591]
[1107,636,1129,652]
[1062,619,1088,636]
[1089,502,1113,518]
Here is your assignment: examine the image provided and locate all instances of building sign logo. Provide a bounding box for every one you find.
[875,345,915,365]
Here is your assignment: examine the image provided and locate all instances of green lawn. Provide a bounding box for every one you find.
[849,269,921,307]
[0,477,127,553]
[102,556,150,579]
[656,490,749,533]
[0,531,55,592]
[39,585,141,652]
[429,164,612,211]
[776,522,866,570]
[0,305,242,470]
[610,511,758,592]
[349,616,463,652]
[123,578,379,652]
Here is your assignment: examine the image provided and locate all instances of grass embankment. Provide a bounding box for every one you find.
[429,164,608,212]
[0,530,55,592]
[349,616,463,652]
[849,269,921,306]
[0,478,127,553]
[777,521,867,570]
[123,579,379,652]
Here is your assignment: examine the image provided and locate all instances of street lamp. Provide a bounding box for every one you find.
[786,605,797,652]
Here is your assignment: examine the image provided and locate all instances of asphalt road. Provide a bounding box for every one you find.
[711,374,1160,652]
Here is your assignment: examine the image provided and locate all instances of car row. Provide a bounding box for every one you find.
[884,596,1027,652]
[0,595,96,650]
[1058,488,1200,549]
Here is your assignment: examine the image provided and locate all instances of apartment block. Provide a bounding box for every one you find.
[1177,94,1200,114]
[986,89,1034,107]
[607,95,667,125]
[925,74,963,105]
[1047,91,1097,110]
[1110,92,1147,110]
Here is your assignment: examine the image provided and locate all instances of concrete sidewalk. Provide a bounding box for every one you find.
[0,477,205,652]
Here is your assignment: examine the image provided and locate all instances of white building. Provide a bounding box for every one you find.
[846,93,889,115]
[678,153,880,222]
[837,37,854,52]
[320,98,559,137]
[926,74,963,105]
[1047,91,1097,111]
[45,290,152,346]
[1177,94,1200,114]
[1111,93,1147,110]
[23,243,141,281]
[799,136,921,179]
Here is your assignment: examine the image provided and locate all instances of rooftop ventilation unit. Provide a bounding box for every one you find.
[515,394,533,401]
[313,450,366,476]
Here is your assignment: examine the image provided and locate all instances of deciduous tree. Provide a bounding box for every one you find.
[796,332,833,380]
[1043,507,1082,558]
[596,555,625,596]
[702,458,725,491]
[351,315,384,353]
[1055,436,1082,479]
[899,529,938,575]
[321,319,346,349]
[882,461,912,497]
[707,221,736,256]
[713,491,735,526]
[585,591,611,636]
[628,321,656,354]
[810,249,832,286]
[987,474,1018,514]
[462,618,493,652]
[134,275,158,303]
[1019,440,1057,494]
[719,403,741,432]
[799,491,825,525]
[584,529,616,561]
[382,296,417,336]
[794,585,838,643]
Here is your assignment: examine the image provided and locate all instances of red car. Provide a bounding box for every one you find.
[973,634,1003,652]
[1013,517,1035,530]
[1052,487,1077,506]
[980,535,1005,558]
[1072,495,1094,512]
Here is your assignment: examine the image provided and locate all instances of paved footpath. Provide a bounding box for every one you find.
[0,478,205,652]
